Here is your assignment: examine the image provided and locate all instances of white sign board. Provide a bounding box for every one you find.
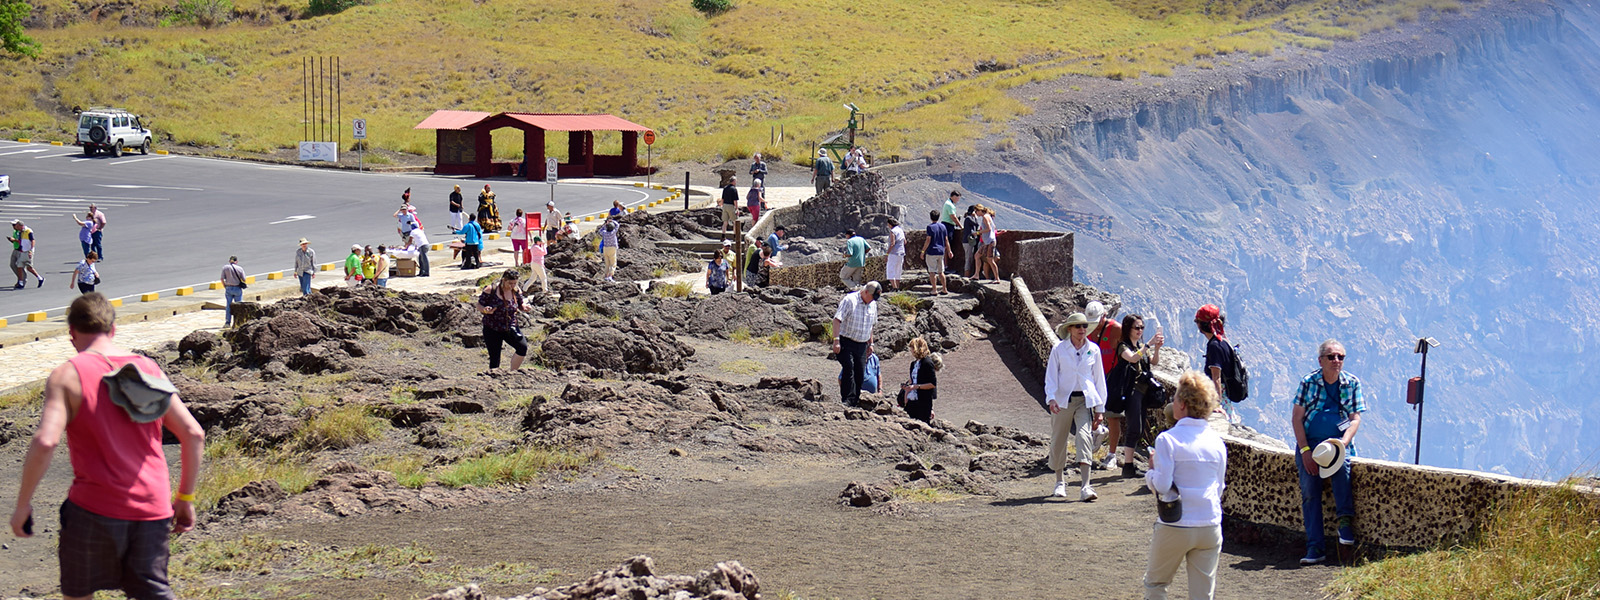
[546,157,559,182]
[298,141,338,162]
[352,118,367,140]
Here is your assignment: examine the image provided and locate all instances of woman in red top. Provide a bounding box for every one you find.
[1086,301,1123,471]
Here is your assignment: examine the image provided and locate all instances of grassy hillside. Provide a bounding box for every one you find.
[1,0,1479,162]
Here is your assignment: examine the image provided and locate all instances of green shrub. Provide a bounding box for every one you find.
[557,301,591,321]
[435,447,600,488]
[691,0,734,16]
[307,0,369,17]
[293,405,387,451]
[765,330,799,349]
[165,0,233,28]
[885,292,922,317]
[651,281,694,298]
[0,0,39,57]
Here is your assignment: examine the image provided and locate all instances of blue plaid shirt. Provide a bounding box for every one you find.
[1293,370,1366,418]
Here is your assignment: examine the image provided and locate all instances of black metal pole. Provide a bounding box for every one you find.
[302,57,307,143]
[1415,348,1427,465]
[336,56,341,152]
[683,171,690,211]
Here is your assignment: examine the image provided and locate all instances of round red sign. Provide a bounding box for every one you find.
[643,130,657,145]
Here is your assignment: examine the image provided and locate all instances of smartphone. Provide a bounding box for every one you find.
[1147,317,1162,339]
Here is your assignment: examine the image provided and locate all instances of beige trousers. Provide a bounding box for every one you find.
[602,247,618,278]
[528,262,549,293]
[1143,523,1222,600]
[1047,395,1094,472]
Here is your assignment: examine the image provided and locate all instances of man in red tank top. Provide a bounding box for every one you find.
[9,293,205,600]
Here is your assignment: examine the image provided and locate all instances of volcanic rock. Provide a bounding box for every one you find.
[539,317,694,374]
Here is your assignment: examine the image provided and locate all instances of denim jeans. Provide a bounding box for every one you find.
[298,272,313,295]
[1298,447,1354,552]
[80,241,92,258]
[417,248,430,276]
[90,231,103,259]
[224,285,244,326]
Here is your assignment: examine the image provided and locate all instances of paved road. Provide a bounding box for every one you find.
[0,140,667,319]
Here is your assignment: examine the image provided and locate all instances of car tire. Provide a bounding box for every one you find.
[112,141,123,158]
[83,146,96,157]
[140,139,150,155]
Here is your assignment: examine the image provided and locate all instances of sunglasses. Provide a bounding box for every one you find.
[1131,326,1145,330]
[1323,354,1345,361]
[1070,324,1088,330]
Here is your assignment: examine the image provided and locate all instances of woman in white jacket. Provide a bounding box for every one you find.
[1143,370,1228,600]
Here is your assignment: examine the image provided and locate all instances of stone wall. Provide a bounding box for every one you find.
[894,229,1072,289]
[767,255,889,289]
[784,172,902,240]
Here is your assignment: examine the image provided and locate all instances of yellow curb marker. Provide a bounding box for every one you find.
[109,298,122,307]
[634,182,646,188]
[430,243,443,251]
[156,150,169,155]
[267,272,283,280]
[584,216,594,222]
[51,141,63,146]
[209,281,223,290]
[320,263,336,271]
[243,276,256,284]
[486,233,499,240]
[26,312,47,322]
[141,293,159,302]
[0,318,7,328]
[175,287,194,296]
[17,138,29,143]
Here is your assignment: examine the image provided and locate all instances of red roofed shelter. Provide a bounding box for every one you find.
[415,110,652,181]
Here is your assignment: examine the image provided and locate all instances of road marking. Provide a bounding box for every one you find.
[269,215,316,225]
[97,184,203,191]
[16,193,164,201]
[106,156,171,166]
[34,153,79,159]
[0,149,49,156]
[5,204,43,208]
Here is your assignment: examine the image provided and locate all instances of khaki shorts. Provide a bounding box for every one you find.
[10,249,31,270]
[721,204,738,224]
[925,254,945,274]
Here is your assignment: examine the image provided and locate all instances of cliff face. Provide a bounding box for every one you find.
[981,0,1600,476]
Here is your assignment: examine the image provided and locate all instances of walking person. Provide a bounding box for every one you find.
[961,205,981,277]
[706,248,730,295]
[747,179,767,224]
[1044,312,1108,501]
[543,200,562,243]
[9,219,44,289]
[884,218,906,291]
[940,191,962,275]
[509,209,528,267]
[88,203,106,260]
[8,293,206,600]
[220,256,247,327]
[1293,339,1366,565]
[838,229,869,288]
[921,210,952,295]
[526,235,549,294]
[721,176,740,239]
[1086,301,1124,471]
[812,149,834,195]
[460,214,484,269]
[749,153,768,184]
[295,238,316,295]
[343,244,362,287]
[1142,370,1228,600]
[831,281,881,407]
[599,218,621,282]
[900,337,938,423]
[72,210,96,258]
[1114,313,1164,477]
[976,205,1000,281]
[608,199,625,220]
[448,185,465,233]
[71,252,99,294]
[477,269,533,371]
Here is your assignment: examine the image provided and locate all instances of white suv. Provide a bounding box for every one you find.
[77,109,153,157]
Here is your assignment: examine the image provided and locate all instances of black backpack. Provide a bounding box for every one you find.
[1222,341,1249,402]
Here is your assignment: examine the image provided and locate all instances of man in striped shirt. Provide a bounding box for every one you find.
[831,281,882,407]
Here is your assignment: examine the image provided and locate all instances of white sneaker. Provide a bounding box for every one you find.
[1052,482,1068,498]
[1098,454,1119,470]
[1080,485,1098,502]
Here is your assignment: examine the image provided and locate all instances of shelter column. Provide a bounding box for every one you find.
[474,128,493,178]
[622,131,639,175]
[582,131,595,176]
[525,128,544,181]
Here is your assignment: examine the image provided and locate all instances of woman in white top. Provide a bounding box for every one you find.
[1143,370,1228,600]
[72,252,99,294]
[1043,312,1108,501]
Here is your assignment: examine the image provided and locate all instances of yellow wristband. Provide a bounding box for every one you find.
[174,492,196,503]
[1299,446,1311,454]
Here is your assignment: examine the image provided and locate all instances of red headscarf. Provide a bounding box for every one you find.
[1195,304,1226,340]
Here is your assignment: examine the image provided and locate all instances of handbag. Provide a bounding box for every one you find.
[93,275,101,285]
[1156,482,1183,523]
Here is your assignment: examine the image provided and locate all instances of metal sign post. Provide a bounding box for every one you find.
[547,157,559,207]
[1411,337,1439,464]
[352,118,366,172]
[684,171,690,211]
[643,130,656,188]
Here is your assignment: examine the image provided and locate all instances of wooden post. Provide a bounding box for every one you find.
[734,220,744,293]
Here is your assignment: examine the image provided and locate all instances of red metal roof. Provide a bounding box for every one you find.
[414,110,492,130]
[499,113,651,132]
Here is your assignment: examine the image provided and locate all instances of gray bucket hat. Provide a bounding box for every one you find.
[103,362,177,423]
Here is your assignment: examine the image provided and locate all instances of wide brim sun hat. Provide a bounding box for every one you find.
[1313,438,1348,479]
[1056,312,1090,338]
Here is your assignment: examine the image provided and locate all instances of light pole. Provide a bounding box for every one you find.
[1409,337,1439,464]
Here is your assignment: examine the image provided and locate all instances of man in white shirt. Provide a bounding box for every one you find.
[831,281,881,407]
[884,218,906,290]
[1044,312,1108,501]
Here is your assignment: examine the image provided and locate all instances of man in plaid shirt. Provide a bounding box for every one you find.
[831,281,881,407]
[1291,339,1366,565]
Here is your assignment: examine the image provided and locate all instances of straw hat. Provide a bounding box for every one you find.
[1055,312,1090,338]
[1313,439,1348,479]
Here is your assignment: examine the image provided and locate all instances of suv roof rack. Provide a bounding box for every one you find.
[83,107,134,114]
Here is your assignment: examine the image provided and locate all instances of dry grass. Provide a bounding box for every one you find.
[292,404,388,451]
[650,281,695,298]
[434,446,602,488]
[2,0,1487,160]
[0,382,44,412]
[719,358,765,375]
[1328,484,1600,599]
